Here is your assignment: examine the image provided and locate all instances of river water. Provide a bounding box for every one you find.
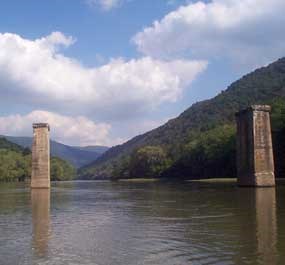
[0,180,284,265]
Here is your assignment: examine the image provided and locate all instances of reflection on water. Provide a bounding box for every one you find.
[0,180,284,265]
[235,187,278,264]
[255,188,277,264]
[31,189,51,257]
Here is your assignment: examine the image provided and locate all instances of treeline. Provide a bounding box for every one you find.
[107,98,285,180]
[0,138,76,182]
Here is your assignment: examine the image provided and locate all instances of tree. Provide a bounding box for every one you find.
[51,157,76,181]
[111,156,130,180]
[270,98,285,131]
[129,146,171,178]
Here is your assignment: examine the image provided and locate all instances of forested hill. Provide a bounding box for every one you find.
[79,57,285,179]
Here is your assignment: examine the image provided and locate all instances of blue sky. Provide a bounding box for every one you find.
[0,0,284,146]
[0,0,183,63]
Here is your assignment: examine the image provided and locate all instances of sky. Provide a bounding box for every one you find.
[0,0,284,147]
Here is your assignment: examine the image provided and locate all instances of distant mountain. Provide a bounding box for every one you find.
[79,57,285,179]
[72,145,109,154]
[2,136,109,168]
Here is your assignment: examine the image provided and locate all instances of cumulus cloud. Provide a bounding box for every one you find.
[133,0,285,68]
[87,0,122,11]
[0,32,207,120]
[0,110,123,146]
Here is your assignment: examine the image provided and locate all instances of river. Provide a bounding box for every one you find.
[0,180,284,265]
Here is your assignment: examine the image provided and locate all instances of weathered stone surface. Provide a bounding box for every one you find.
[31,123,50,188]
[236,105,275,187]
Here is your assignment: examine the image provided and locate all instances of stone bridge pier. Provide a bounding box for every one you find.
[236,105,275,187]
[31,123,50,189]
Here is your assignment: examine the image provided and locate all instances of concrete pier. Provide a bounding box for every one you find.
[31,123,50,189]
[236,105,275,187]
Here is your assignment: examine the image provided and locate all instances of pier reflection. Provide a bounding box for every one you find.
[255,188,277,264]
[236,187,278,264]
[31,189,51,257]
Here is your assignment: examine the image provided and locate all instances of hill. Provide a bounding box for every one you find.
[2,136,109,168]
[79,57,285,180]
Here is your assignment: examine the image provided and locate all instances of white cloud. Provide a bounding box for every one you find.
[0,110,123,146]
[0,32,207,120]
[87,0,122,11]
[37,31,75,50]
[133,0,285,68]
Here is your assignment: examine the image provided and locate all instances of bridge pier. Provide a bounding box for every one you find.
[236,105,275,187]
[31,123,50,189]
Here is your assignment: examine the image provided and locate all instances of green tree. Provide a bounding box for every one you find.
[270,98,285,131]
[51,157,76,181]
[129,146,171,178]
[0,150,31,182]
[111,156,130,180]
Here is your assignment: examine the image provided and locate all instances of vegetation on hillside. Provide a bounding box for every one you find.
[0,138,76,182]
[79,57,285,180]
[51,157,76,181]
[162,125,236,179]
[111,146,172,180]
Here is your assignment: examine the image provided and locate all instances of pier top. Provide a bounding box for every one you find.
[236,105,271,116]
[33,123,50,131]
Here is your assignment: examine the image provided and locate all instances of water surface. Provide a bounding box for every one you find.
[0,180,284,265]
